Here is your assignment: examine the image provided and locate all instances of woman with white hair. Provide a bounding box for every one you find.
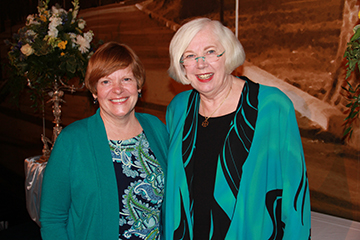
[165,18,311,239]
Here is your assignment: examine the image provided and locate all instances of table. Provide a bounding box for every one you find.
[311,211,360,240]
[24,155,47,227]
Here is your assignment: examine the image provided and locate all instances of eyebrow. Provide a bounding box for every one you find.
[184,46,217,54]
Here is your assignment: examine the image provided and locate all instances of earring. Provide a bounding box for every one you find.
[138,92,142,98]
[93,98,98,104]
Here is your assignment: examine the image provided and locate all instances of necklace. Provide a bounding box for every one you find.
[201,86,232,127]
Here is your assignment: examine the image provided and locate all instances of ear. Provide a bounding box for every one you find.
[92,93,97,99]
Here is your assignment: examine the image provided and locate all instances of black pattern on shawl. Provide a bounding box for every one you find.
[266,189,285,240]
[173,192,191,240]
[182,90,199,197]
[294,157,308,226]
[219,76,259,196]
[174,90,198,239]
[177,77,259,237]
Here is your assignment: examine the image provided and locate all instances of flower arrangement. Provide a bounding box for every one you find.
[343,11,360,140]
[5,0,95,107]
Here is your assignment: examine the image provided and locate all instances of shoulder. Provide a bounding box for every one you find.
[136,112,164,126]
[168,90,192,107]
[136,112,168,158]
[56,113,97,142]
[166,90,194,125]
[258,84,293,111]
[167,90,194,117]
[61,115,90,134]
[136,112,167,136]
[258,84,289,99]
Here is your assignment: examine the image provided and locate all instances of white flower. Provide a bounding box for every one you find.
[25,30,36,37]
[48,16,62,38]
[51,6,66,16]
[20,44,35,56]
[84,31,93,43]
[26,14,40,26]
[78,19,86,29]
[69,33,77,40]
[68,33,77,47]
[76,35,90,53]
[48,27,58,38]
[49,15,62,27]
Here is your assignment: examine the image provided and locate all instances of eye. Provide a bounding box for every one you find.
[206,49,216,55]
[123,77,133,82]
[184,53,196,59]
[100,79,109,85]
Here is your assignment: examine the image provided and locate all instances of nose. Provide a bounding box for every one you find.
[195,56,205,62]
[113,81,123,93]
[195,56,207,68]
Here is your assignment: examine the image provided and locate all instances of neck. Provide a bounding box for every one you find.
[100,111,142,140]
[200,80,233,118]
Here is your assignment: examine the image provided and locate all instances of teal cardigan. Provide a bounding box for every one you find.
[164,78,311,239]
[40,109,168,240]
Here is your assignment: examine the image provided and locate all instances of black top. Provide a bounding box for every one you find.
[193,111,235,239]
[179,78,261,239]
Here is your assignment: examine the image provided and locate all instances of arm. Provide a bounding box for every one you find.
[40,132,72,240]
[280,101,311,239]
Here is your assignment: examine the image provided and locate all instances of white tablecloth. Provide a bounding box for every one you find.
[311,212,360,240]
[24,155,47,227]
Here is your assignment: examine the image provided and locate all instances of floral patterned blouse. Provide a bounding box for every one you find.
[109,131,165,240]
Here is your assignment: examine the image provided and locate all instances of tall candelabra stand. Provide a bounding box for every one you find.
[27,77,85,162]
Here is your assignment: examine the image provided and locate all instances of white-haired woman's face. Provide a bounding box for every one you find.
[182,25,227,98]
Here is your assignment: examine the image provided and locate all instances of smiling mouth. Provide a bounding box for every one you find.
[196,73,213,80]
[110,97,128,103]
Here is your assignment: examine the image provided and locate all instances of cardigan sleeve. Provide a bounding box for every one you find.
[225,85,311,239]
[279,96,311,239]
[40,130,72,240]
[255,86,311,239]
[40,110,121,240]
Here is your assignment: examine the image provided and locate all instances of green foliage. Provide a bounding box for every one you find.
[343,24,360,140]
[3,0,95,108]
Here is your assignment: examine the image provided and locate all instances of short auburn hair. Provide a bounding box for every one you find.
[85,42,145,94]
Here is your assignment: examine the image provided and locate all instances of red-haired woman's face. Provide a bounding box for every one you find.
[93,66,140,121]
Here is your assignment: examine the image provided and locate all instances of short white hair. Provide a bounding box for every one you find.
[168,18,246,85]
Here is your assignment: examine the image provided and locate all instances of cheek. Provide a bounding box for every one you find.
[128,83,140,93]
[184,68,195,79]
[96,87,109,99]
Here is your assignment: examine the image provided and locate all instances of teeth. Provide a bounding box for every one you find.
[111,98,127,103]
[197,73,213,80]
